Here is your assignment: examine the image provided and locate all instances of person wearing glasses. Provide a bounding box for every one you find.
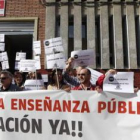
[0,71,22,91]
[72,68,97,90]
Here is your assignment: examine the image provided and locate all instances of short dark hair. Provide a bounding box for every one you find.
[0,71,13,79]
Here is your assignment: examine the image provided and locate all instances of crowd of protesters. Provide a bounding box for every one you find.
[0,57,138,93]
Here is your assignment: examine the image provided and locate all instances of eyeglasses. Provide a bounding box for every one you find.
[77,73,86,76]
[0,77,8,80]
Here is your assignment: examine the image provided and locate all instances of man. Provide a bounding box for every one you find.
[72,68,96,90]
[63,57,85,87]
[0,71,22,91]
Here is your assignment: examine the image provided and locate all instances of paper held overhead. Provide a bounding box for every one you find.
[71,49,94,67]
[103,72,134,93]
[44,37,64,54]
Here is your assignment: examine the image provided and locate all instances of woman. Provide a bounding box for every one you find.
[47,69,70,92]
[14,71,25,90]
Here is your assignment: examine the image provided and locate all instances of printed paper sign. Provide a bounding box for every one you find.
[20,60,36,72]
[41,74,48,83]
[44,37,64,54]
[103,72,134,93]
[16,52,26,61]
[0,34,4,42]
[87,67,103,85]
[15,61,20,70]
[24,80,44,90]
[34,55,41,70]
[33,41,41,55]
[0,43,5,51]
[46,53,66,69]
[0,0,5,16]
[71,49,94,67]
[2,52,8,61]
[2,60,9,70]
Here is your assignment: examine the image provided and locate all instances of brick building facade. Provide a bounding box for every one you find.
[0,0,140,88]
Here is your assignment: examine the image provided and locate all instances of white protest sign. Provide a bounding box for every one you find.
[103,72,134,93]
[44,37,64,54]
[0,43,5,51]
[2,52,8,61]
[24,80,44,90]
[41,74,48,83]
[34,55,41,70]
[20,60,36,72]
[15,61,20,70]
[87,67,103,85]
[46,53,66,69]
[0,34,4,42]
[71,49,94,67]
[2,61,9,70]
[33,41,41,55]
[16,52,26,61]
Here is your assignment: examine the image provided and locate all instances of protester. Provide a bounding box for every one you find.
[47,69,71,92]
[0,71,22,91]
[72,68,97,90]
[26,72,36,79]
[24,71,45,90]
[14,71,25,90]
[63,57,85,87]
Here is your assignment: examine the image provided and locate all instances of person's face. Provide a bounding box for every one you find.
[53,71,63,82]
[76,67,83,80]
[28,72,36,79]
[0,74,11,87]
[14,74,23,85]
[79,69,91,84]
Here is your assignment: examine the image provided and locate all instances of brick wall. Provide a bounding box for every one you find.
[6,0,46,70]
[4,0,140,88]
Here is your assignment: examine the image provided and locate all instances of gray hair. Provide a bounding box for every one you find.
[0,71,13,79]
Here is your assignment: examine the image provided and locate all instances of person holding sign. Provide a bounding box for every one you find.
[0,71,22,91]
[47,69,71,92]
[72,68,97,90]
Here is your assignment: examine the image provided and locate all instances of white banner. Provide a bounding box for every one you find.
[0,90,140,140]
[71,49,94,67]
[103,72,134,93]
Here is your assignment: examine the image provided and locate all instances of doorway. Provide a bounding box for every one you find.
[5,35,33,73]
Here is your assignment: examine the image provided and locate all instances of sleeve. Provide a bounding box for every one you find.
[96,74,105,88]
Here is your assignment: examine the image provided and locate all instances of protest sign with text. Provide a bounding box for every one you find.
[44,37,64,54]
[46,53,66,69]
[33,41,41,55]
[71,49,94,67]
[0,90,140,140]
[20,60,36,72]
[103,72,134,93]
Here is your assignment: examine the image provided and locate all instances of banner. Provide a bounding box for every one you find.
[0,90,140,140]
